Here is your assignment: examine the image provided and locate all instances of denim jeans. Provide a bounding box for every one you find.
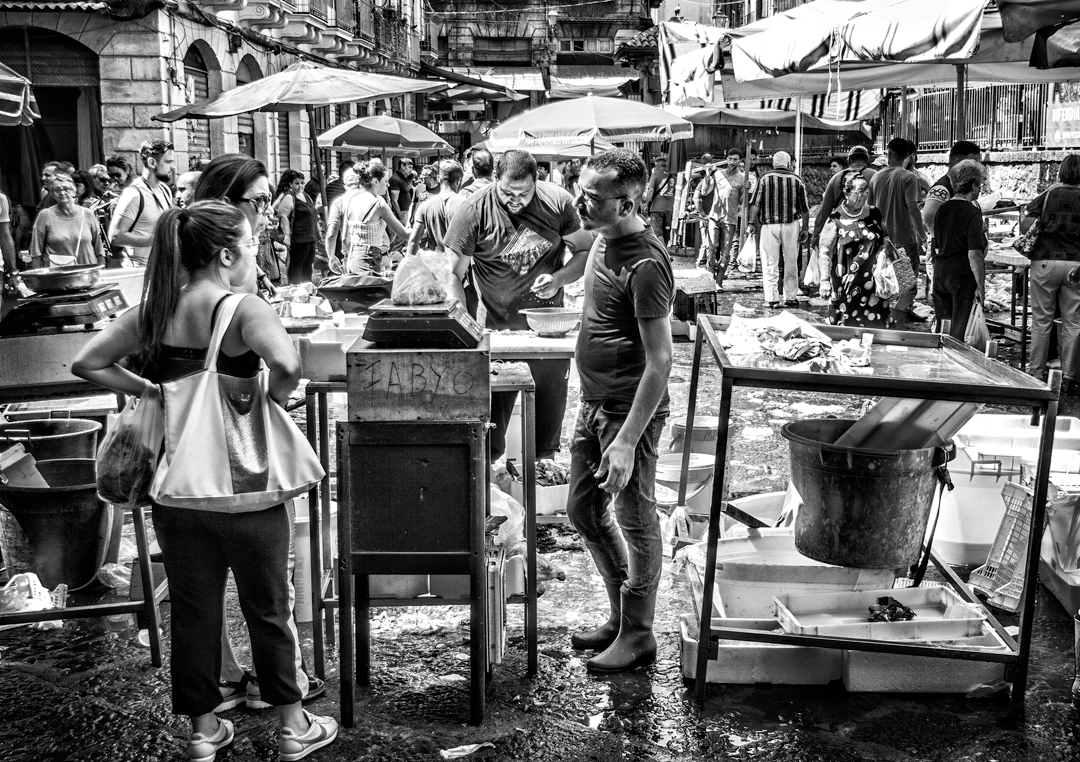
[566,400,666,598]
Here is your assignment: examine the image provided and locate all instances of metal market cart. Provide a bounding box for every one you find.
[680,314,1060,707]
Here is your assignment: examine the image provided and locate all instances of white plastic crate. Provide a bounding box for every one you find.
[968,482,1033,613]
[841,625,1010,693]
[773,586,988,640]
[679,614,842,684]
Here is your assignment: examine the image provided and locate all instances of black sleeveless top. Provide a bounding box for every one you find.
[290,192,320,244]
[141,296,261,383]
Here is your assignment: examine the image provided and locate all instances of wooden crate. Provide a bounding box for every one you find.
[346,336,490,422]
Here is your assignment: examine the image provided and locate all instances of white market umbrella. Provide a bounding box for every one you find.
[154,61,448,208]
[318,115,452,155]
[473,137,617,158]
[487,95,692,149]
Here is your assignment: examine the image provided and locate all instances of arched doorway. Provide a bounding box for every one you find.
[0,26,101,207]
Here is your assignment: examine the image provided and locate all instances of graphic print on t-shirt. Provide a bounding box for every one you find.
[499,223,554,275]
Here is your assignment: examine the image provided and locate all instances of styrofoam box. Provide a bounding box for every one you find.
[842,625,1010,693]
[679,614,842,684]
[509,480,570,516]
[774,587,988,641]
[686,530,897,619]
[954,413,1080,453]
[100,266,146,307]
[1038,554,1080,617]
[298,325,366,381]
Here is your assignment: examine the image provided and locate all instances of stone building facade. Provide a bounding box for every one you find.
[428,0,656,97]
[0,0,425,208]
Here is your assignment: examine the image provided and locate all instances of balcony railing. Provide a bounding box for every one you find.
[334,0,356,33]
[293,0,330,22]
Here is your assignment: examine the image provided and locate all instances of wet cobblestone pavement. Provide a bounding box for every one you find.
[3,256,1080,761]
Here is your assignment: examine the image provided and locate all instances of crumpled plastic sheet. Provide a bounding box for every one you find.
[440,742,495,759]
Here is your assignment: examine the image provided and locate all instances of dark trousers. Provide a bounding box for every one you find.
[288,240,317,285]
[489,358,570,461]
[153,503,302,716]
[932,266,977,341]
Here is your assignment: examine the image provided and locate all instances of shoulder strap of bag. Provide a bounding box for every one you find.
[126,183,146,233]
[204,294,246,372]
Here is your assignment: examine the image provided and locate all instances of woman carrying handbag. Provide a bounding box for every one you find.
[72,202,337,762]
[1020,153,1080,393]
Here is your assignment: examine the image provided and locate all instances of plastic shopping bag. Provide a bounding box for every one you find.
[736,232,757,273]
[391,253,447,305]
[803,247,820,286]
[96,386,164,507]
[873,250,900,300]
[965,301,990,352]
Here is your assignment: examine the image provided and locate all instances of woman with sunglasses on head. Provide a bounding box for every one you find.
[72,201,338,762]
[273,169,320,285]
[190,153,328,706]
[30,174,105,267]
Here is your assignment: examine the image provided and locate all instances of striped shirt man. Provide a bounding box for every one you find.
[752,166,809,225]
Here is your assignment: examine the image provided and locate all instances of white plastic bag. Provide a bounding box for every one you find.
[0,573,65,630]
[736,232,757,272]
[97,387,164,507]
[391,254,446,305]
[873,251,900,300]
[489,484,524,550]
[803,247,820,286]
[965,301,990,351]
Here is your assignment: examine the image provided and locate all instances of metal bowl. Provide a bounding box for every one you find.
[520,307,582,338]
[20,264,103,294]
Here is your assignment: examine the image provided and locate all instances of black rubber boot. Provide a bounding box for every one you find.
[571,583,622,651]
[586,591,657,673]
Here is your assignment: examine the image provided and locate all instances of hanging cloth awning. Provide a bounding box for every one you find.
[0,61,39,127]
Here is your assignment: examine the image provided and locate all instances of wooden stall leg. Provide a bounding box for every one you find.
[694,373,733,702]
[357,575,371,687]
[132,505,162,667]
[337,425,355,728]
[1012,370,1061,710]
[319,392,336,651]
[306,391,325,679]
[523,387,538,677]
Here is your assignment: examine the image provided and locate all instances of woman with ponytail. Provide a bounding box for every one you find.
[72,201,338,762]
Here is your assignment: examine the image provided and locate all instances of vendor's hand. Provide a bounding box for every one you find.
[273,241,287,256]
[596,438,635,495]
[531,273,558,300]
[799,229,809,242]
[810,236,819,249]
[975,287,985,305]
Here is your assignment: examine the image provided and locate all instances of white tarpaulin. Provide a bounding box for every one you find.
[657,21,726,106]
[720,7,1080,102]
[729,0,986,83]
[547,75,634,99]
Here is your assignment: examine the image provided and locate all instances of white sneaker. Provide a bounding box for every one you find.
[279,711,339,761]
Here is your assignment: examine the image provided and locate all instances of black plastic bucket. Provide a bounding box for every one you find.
[0,419,101,460]
[782,419,943,569]
[0,459,112,590]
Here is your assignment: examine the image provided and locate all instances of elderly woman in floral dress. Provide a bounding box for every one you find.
[827,173,894,328]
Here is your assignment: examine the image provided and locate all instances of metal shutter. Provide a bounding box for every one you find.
[183,48,210,165]
[277,111,290,175]
[236,60,258,158]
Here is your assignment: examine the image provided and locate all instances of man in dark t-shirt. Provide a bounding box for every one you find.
[564,148,674,675]
[388,158,416,225]
[444,149,594,461]
[406,159,465,255]
[932,160,987,342]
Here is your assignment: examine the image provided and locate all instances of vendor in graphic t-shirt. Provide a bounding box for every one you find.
[443,149,595,464]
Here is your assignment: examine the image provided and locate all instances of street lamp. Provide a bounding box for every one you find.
[547,8,559,33]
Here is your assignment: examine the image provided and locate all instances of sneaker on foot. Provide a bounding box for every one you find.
[215,673,252,713]
[246,673,326,710]
[784,300,800,307]
[280,711,339,761]
[188,718,233,762]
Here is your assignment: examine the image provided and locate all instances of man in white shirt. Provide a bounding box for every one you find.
[324,168,360,268]
[107,138,175,266]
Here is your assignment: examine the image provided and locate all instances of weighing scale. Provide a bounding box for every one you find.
[362,299,483,349]
[0,286,129,336]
